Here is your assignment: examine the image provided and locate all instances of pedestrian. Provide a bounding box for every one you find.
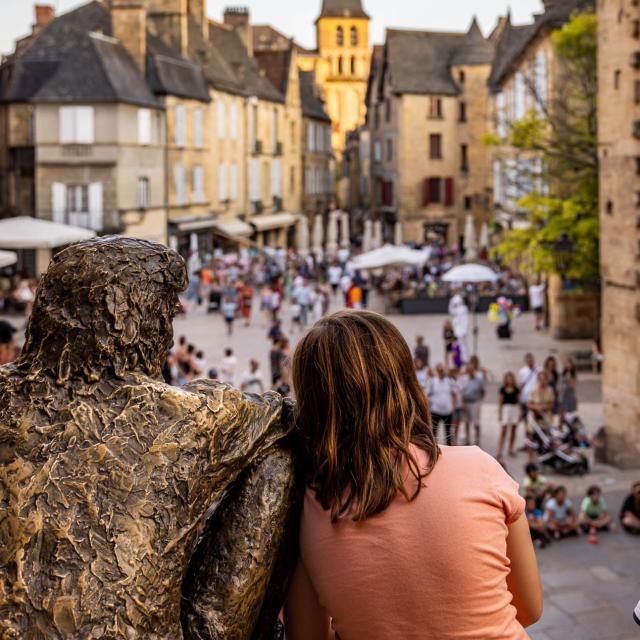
[620,481,640,535]
[261,284,273,327]
[558,358,578,426]
[240,281,254,327]
[426,363,456,445]
[528,278,546,331]
[458,356,486,446]
[578,485,613,533]
[543,356,559,415]
[518,353,540,426]
[270,338,286,386]
[448,292,469,363]
[294,278,312,326]
[0,320,17,366]
[192,350,206,379]
[497,371,520,461]
[219,348,238,387]
[520,463,553,502]
[221,297,237,336]
[285,310,542,638]
[442,319,456,368]
[527,371,555,429]
[270,286,282,322]
[240,359,265,395]
[328,262,342,296]
[544,486,579,539]
[414,335,430,370]
[268,319,284,344]
[414,358,428,393]
[525,494,551,549]
[347,281,363,309]
[340,272,352,306]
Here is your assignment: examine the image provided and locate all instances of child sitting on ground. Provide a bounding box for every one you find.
[525,494,550,548]
[544,486,579,539]
[578,485,613,533]
[520,463,553,503]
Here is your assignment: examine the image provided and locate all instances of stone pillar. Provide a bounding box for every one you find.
[548,275,599,340]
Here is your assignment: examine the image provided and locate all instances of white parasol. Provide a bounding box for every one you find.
[312,214,324,258]
[442,263,499,283]
[352,245,428,270]
[464,214,478,261]
[341,210,350,250]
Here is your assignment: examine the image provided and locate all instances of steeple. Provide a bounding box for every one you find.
[318,0,369,20]
[466,16,484,40]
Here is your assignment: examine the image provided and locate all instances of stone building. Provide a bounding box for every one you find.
[365,21,494,245]
[598,0,640,467]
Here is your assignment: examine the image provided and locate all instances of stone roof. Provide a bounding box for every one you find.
[0,1,211,106]
[385,20,494,97]
[299,70,331,122]
[254,49,292,96]
[488,0,595,92]
[318,0,369,20]
[252,24,316,55]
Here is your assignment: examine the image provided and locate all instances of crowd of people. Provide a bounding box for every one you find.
[0,275,37,316]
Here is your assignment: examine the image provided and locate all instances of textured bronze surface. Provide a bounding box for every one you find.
[0,237,299,639]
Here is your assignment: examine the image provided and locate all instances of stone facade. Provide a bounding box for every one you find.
[598,0,640,467]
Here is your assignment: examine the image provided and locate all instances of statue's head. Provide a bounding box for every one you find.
[20,236,188,383]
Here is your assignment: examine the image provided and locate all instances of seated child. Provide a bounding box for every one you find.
[544,486,579,539]
[520,463,553,502]
[578,485,612,533]
[525,494,550,548]
[620,481,640,535]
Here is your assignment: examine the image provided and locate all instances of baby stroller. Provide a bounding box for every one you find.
[525,419,589,476]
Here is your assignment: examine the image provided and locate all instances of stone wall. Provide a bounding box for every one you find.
[548,276,599,340]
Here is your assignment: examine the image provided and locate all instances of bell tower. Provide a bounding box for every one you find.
[314,0,371,156]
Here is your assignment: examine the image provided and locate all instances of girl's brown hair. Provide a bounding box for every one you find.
[292,310,439,522]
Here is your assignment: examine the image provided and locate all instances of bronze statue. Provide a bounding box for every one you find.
[0,237,300,639]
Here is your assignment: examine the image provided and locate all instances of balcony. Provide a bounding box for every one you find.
[252,139,263,155]
[251,200,264,214]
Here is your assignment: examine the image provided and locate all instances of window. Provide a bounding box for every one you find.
[427,178,442,204]
[458,102,467,123]
[350,56,356,76]
[138,109,151,145]
[251,103,258,148]
[66,184,88,218]
[614,69,621,89]
[338,56,344,75]
[636,80,640,103]
[174,164,185,205]
[217,101,226,139]
[272,108,278,151]
[290,121,296,146]
[137,177,150,209]
[52,182,102,229]
[459,70,465,84]
[428,97,443,119]
[374,141,382,162]
[534,51,548,109]
[218,163,227,201]
[290,166,296,195]
[307,123,315,152]
[350,26,358,46]
[429,134,442,160]
[59,106,94,144]
[460,144,469,172]
[230,102,238,139]
[336,26,344,46]
[382,180,394,207]
[175,105,186,146]
[386,138,393,161]
[496,91,507,137]
[514,71,525,120]
[272,158,281,197]
[193,165,204,203]
[194,108,203,148]
[230,163,238,200]
[250,158,260,202]
[385,99,392,122]
[464,195,472,210]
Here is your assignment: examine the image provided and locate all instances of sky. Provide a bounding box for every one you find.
[1,0,544,55]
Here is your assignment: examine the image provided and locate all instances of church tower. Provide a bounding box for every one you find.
[314,0,371,156]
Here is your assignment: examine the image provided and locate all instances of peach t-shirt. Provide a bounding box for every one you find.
[300,445,528,640]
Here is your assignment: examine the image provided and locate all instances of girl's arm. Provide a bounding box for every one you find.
[506,513,543,627]
[284,559,334,640]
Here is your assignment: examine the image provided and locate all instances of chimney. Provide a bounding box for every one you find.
[34,4,55,29]
[224,6,252,56]
[111,1,147,72]
[188,0,207,36]
[146,0,189,58]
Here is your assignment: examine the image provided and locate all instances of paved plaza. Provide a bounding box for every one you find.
[6,294,640,638]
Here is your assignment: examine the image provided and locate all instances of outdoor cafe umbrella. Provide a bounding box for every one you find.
[0,250,17,269]
[341,211,350,250]
[464,214,478,261]
[442,263,500,355]
[394,222,403,247]
[373,220,383,250]
[297,216,310,258]
[312,214,324,258]
[326,210,339,259]
[362,219,373,253]
[352,245,428,271]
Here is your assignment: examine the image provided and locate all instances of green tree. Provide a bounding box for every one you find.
[492,11,598,281]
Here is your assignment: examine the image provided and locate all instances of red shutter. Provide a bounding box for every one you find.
[445,177,454,206]
[422,178,430,207]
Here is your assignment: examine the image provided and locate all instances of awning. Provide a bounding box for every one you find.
[0,250,17,268]
[0,216,95,249]
[352,245,429,270]
[213,218,254,238]
[170,214,217,233]
[249,212,299,232]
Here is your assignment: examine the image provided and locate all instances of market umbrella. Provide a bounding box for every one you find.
[352,245,428,271]
[341,211,350,250]
[464,214,478,261]
[362,219,373,253]
[0,250,17,269]
[442,263,499,356]
[0,216,96,249]
[479,221,490,250]
[373,220,383,250]
[312,214,324,258]
[297,216,310,258]
[394,222,403,247]
[326,210,339,259]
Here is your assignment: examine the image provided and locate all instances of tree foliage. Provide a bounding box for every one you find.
[492,11,598,280]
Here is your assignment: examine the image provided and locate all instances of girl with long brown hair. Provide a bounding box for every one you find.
[285,310,542,640]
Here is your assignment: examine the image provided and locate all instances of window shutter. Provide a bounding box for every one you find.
[194,109,203,148]
[422,178,430,207]
[230,163,238,200]
[51,182,66,223]
[217,101,226,139]
[250,158,260,202]
[272,159,281,197]
[88,182,103,230]
[230,103,238,139]
[138,109,151,145]
[76,107,94,144]
[218,163,227,201]
[193,166,204,202]
[175,106,185,146]
[445,177,454,206]
[174,164,185,205]
[59,108,74,144]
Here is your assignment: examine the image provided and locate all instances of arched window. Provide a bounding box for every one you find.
[350,26,358,46]
[350,56,356,76]
[336,26,344,46]
[338,55,344,76]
